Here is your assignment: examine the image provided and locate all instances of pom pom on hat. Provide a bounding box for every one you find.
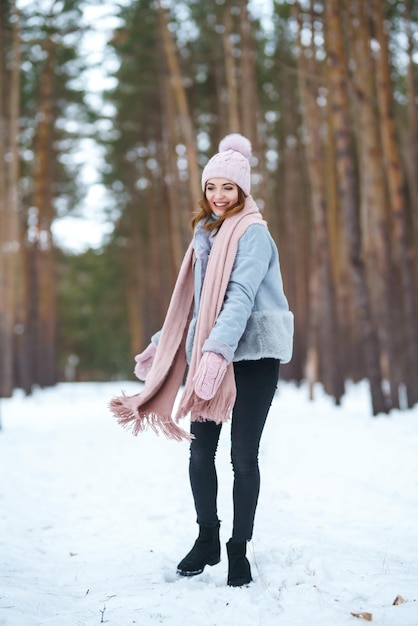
[218,133,252,160]
[201,133,252,196]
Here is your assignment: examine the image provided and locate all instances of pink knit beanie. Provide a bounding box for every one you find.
[201,133,252,196]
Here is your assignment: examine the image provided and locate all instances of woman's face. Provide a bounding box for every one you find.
[205,178,239,217]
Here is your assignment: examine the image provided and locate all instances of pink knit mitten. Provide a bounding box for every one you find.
[134,342,157,381]
[193,352,228,400]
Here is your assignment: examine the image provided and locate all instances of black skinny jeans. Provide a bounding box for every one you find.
[189,358,280,542]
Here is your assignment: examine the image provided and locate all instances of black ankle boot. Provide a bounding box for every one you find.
[226,539,252,587]
[177,524,221,576]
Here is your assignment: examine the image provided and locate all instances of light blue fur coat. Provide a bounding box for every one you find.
[184,216,294,365]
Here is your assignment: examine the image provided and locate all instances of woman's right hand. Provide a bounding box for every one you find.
[134,343,157,381]
[193,351,227,400]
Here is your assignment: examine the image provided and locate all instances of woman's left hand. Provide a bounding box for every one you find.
[193,352,227,400]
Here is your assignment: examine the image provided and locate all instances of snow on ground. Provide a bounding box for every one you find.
[0,379,417,626]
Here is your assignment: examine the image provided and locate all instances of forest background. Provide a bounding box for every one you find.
[0,0,417,416]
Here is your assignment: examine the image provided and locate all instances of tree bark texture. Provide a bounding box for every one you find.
[324,0,389,414]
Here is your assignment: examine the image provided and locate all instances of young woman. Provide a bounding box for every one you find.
[110,134,293,587]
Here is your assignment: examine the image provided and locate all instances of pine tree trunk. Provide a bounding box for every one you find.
[128,198,146,354]
[295,1,344,403]
[156,0,200,211]
[325,97,356,380]
[7,4,30,393]
[159,53,188,271]
[238,0,266,207]
[32,38,57,387]
[147,179,164,325]
[238,0,257,141]
[279,68,308,382]
[347,0,400,408]
[403,0,418,274]
[372,0,418,407]
[0,1,13,398]
[223,5,240,133]
[324,0,388,415]
[0,1,23,398]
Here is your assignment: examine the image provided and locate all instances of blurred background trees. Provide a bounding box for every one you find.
[1,0,417,414]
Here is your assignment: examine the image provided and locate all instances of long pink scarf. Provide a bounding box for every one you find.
[109,196,265,442]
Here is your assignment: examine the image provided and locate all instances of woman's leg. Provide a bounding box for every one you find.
[177,420,222,576]
[189,419,222,527]
[230,358,280,542]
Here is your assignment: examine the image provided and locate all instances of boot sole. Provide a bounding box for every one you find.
[176,557,221,577]
[227,576,252,587]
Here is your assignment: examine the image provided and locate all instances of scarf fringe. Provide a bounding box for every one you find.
[175,369,236,426]
[190,403,235,424]
[109,397,192,442]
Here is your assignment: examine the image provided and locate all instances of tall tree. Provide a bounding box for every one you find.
[0,0,23,398]
[403,0,418,268]
[156,0,200,210]
[372,0,418,407]
[324,0,388,414]
[21,0,88,387]
[347,0,400,408]
[294,1,343,403]
[104,0,181,351]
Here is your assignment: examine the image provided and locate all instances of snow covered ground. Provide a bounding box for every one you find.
[1,379,417,626]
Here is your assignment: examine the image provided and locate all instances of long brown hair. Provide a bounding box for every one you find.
[190,185,246,233]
